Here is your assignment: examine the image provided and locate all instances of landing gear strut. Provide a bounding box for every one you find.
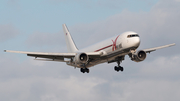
[80,68,89,73]
[114,60,124,72]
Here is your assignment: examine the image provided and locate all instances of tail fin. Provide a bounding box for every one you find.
[62,24,78,52]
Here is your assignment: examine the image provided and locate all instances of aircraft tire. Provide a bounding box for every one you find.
[86,68,90,73]
[80,68,85,73]
[114,66,120,72]
[80,68,89,73]
[114,66,117,71]
[120,66,124,72]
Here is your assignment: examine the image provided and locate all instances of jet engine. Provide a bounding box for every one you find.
[74,53,89,64]
[129,50,146,62]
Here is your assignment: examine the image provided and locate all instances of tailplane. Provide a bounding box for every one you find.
[62,24,78,52]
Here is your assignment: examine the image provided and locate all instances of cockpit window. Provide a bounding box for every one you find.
[127,34,139,38]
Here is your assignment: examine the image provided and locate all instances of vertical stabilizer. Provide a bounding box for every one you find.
[62,24,78,52]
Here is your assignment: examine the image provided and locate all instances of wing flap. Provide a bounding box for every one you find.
[143,43,175,53]
[27,54,64,60]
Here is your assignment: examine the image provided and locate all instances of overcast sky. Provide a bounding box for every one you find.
[0,0,180,101]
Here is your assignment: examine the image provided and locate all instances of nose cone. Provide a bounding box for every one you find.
[133,37,140,48]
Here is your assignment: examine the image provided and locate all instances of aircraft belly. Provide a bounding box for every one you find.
[86,59,107,68]
[86,52,129,68]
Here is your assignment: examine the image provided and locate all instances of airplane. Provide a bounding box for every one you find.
[4,24,175,73]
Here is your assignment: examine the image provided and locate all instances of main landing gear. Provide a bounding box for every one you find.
[80,68,90,73]
[80,64,90,73]
[114,66,123,72]
[114,61,124,72]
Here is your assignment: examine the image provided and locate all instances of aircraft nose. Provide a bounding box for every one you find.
[133,37,140,47]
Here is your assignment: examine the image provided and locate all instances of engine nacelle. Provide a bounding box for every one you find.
[130,50,147,62]
[74,53,89,64]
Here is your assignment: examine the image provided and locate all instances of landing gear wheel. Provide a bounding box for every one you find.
[86,68,90,73]
[114,66,124,72]
[114,66,120,72]
[114,66,117,71]
[120,66,124,72]
[114,58,124,72]
[80,68,90,73]
[80,68,85,73]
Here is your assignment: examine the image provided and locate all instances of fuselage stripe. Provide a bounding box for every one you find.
[94,44,113,52]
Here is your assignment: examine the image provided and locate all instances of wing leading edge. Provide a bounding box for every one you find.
[143,43,175,53]
[4,50,102,62]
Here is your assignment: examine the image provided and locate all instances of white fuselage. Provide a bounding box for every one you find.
[80,31,140,55]
[75,31,141,68]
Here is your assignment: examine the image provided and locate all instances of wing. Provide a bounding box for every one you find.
[4,50,102,62]
[143,43,175,53]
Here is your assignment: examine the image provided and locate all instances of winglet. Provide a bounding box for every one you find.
[171,43,176,46]
[62,24,78,52]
